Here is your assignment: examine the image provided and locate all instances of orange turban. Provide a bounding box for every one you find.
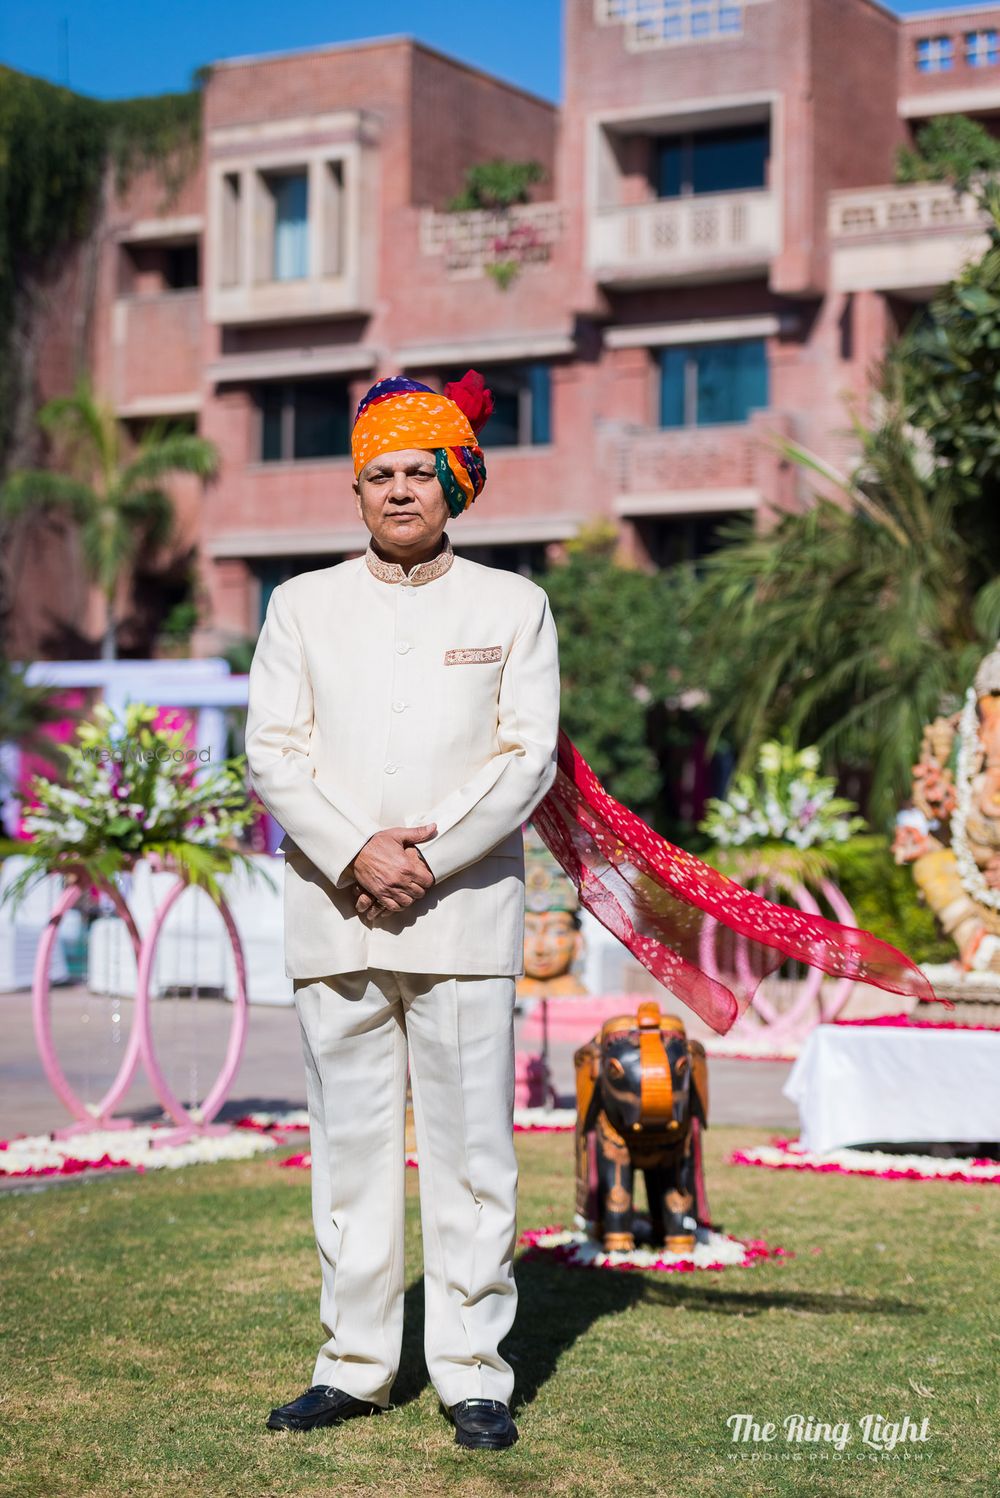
[351,372,492,516]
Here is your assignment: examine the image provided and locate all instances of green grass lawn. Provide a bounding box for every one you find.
[1,1126,996,1498]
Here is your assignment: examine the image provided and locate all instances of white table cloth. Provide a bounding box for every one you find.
[783,1024,1000,1153]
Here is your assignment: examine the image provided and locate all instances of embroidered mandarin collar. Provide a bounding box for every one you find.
[364,532,455,586]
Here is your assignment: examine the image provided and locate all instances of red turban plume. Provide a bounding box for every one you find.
[444,369,494,436]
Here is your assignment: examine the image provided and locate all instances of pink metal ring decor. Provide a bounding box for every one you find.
[33,874,144,1139]
[31,856,249,1149]
[135,857,249,1148]
[698,874,858,1048]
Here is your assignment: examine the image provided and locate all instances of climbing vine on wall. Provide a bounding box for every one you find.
[0,66,202,474]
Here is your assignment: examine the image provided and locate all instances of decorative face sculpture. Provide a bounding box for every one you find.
[524,909,582,981]
[518,823,587,996]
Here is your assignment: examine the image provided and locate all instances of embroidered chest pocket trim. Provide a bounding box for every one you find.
[444,645,503,665]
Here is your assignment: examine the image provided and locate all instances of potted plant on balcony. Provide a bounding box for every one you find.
[444,159,551,289]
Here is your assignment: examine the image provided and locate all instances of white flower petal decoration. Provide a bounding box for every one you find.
[0,1124,277,1178]
[730,1137,1000,1185]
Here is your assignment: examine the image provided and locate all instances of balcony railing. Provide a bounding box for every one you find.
[615,421,759,495]
[590,190,780,285]
[827,181,993,293]
[420,203,564,278]
[828,181,987,241]
[610,408,795,511]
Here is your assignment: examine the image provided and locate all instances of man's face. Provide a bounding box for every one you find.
[353,447,450,555]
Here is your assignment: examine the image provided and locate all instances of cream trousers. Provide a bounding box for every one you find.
[292,968,519,1409]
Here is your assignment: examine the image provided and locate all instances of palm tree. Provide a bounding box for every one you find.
[683,360,1000,829]
[0,378,219,660]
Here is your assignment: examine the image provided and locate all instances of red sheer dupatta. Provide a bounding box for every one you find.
[529,730,943,1037]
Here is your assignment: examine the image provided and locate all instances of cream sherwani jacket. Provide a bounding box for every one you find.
[244,532,561,978]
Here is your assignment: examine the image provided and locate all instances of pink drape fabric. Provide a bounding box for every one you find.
[530,731,943,1036]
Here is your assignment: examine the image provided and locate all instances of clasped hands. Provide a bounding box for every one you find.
[349,823,437,925]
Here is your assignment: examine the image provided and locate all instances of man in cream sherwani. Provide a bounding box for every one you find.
[245,372,560,1451]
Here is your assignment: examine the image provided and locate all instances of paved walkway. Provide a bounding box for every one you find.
[0,983,798,1141]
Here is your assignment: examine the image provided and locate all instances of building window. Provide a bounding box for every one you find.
[438,363,552,447]
[635,511,748,569]
[164,243,199,289]
[915,35,954,73]
[218,156,352,293]
[119,240,199,295]
[256,380,350,462]
[263,170,309,282]
[658,338,768,427]
[655,121,769,198]
[122,414,197,451]
[613,0,752,47]
[966,30,999,67]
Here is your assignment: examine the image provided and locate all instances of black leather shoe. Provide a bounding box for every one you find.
[447,1397,519,1449]
[267,1384,383,1431]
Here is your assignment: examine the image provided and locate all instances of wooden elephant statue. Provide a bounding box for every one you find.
[574,1000,711,1254]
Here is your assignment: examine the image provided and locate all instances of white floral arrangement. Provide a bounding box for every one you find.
[0,700,268,910]
[700,738,866,852]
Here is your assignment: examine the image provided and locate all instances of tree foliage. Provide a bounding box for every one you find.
[682,366,1000,829]
[895,113,1000,194]
[900,182,1000,566]
[537,525,714,831]
[0,379,218,660]
[0,66,201,470]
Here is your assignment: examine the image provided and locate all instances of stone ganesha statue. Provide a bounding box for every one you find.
[574,1001,710,1254]
[893,642,1000,972]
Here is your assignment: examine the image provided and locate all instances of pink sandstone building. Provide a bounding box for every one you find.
[15,0,1000,658]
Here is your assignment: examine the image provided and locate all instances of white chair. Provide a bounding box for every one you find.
[0,855,69,990]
